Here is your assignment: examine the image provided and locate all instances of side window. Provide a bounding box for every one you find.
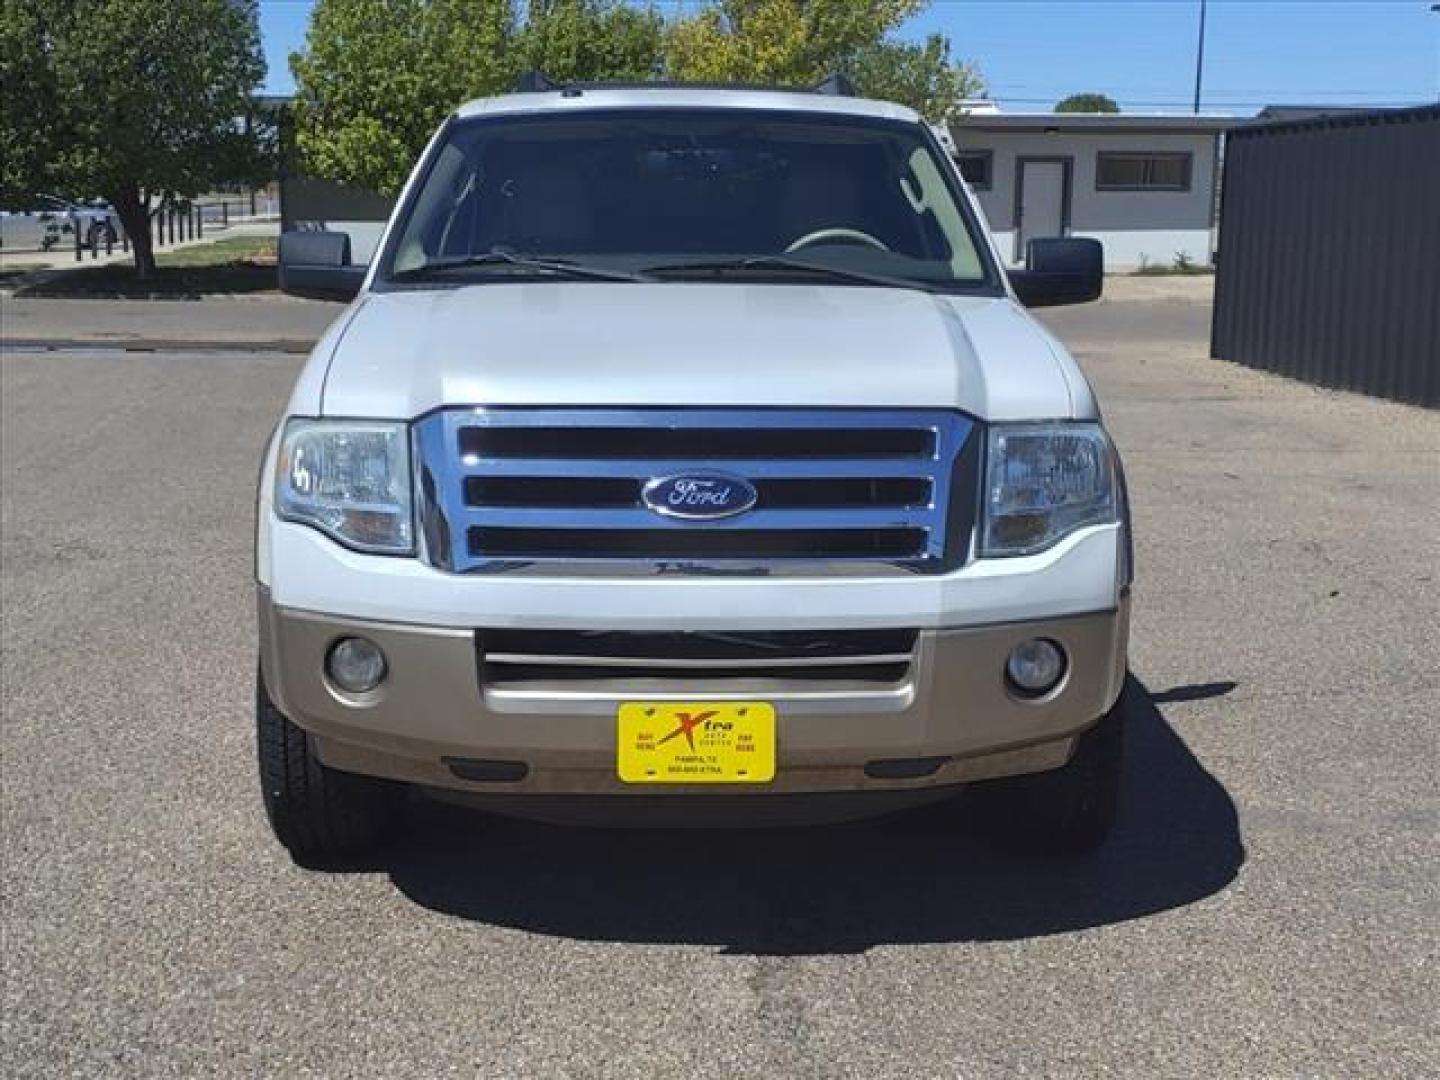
[955,151,993,191]
[393,143,468,272]
[904,148,983,280]
[1096,152,1192,191]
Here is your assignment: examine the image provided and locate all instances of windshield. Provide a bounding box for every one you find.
[378,108,997,292]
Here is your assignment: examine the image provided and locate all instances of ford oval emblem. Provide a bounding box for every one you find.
[642,472,759,520]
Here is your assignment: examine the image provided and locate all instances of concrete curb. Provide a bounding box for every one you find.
[2,336,314,355]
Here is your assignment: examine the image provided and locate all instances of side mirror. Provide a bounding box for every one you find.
[1008,238,1103,308]
[278,230,365,301]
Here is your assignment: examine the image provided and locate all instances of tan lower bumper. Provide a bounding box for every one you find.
[258,592,1129,796]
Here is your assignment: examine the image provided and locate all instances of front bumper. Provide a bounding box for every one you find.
[258,590,1129,797]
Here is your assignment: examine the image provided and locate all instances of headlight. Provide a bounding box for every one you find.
[275,419,413,554]
[981,423,1118,557]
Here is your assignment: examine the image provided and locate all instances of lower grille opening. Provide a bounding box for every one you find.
[476,627,919,692]
[483,660,911,685]
[468,527,929,560]
[481,628,919,661]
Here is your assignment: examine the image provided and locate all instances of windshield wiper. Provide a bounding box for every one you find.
[391,251,652,283]
[642,256,938,293]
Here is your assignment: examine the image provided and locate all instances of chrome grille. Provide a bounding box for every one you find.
[413,408,977,574]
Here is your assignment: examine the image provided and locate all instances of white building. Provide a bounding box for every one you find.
[949,112,1233,271]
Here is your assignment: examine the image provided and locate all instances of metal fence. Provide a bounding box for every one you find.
[72,196,278,263]
[1211,104,1440,408]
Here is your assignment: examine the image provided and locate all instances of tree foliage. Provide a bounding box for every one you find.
[1,0,268,275]
[665,0,921,87]
[843,33,984,122]
[521,0,664,85]
[291,1,669,194]
[291,0,986,191]
[664,1,981,122]
[290,0,516,197]
[0,1,60,206]
[1055,92,1120,114]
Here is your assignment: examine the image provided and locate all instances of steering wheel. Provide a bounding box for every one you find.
[785,227,890,254]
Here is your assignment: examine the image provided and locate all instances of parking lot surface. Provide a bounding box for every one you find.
[3,291,1436,1076]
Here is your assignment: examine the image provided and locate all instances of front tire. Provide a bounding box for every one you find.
[972,682,1127,856]
[256,669,397,861]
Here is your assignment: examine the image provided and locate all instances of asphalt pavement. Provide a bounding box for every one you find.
[2,289,1436,1077]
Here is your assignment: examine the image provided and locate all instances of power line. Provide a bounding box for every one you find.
[986,84,1429,95]
[991,95,1430,107]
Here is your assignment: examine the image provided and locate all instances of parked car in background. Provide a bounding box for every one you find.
[0,195,119,252]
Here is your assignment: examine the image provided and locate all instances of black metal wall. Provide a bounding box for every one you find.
[1211,105,1440,408]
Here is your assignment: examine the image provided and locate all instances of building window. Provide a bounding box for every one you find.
[955,150,993,190]
[1096,152,1192,191]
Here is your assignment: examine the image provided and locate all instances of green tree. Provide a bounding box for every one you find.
[1,0,268,277]
[290,0,516,197]
[290,0,988,191]
[520,0,663,84]
[1055,92,1120,114]
[844,32,984,122]
[665,0,925,87]
[0,2,60,208]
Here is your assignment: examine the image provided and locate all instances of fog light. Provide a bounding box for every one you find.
[1006,638,1066,697]
[326,636,387,693]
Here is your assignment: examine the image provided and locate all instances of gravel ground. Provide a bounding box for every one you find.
[2,292,1436,1077]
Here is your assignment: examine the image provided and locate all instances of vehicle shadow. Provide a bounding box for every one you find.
[352,676,1244,955]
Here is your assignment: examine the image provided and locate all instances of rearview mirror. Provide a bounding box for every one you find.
[1008,238,1103,308]
[278,231,365,301]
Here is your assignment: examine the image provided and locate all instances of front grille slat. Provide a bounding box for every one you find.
[454,456,944,479]
[459,426,935,460]
[468,526,929,560]
[464,476,933,511]
[415,408,974,574]
[459,506,931,529]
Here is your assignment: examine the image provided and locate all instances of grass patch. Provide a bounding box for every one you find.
[1133,253,1214,277]
[11,234,279,298]
[156,235,276,268]
[1133,263,1215,277]
[0,263,48,283]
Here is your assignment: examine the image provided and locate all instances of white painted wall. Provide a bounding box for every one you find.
[954,128,1219,270]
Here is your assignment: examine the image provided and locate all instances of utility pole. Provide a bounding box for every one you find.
[1193,0,1208,114]
[1432,4,1440,102]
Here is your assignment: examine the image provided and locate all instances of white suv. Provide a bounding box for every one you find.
[259,79,1131,860]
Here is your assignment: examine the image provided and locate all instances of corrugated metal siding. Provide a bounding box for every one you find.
[1211,105,1440,407]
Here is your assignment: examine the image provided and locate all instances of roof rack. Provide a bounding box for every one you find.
[512,71,859,98]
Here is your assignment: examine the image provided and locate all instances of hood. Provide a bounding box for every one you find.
[318,283,1082,421]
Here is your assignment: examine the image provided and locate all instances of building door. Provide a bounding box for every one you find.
[1015,157,1071,262]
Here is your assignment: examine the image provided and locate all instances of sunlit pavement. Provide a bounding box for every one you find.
[2,290,1436,1076]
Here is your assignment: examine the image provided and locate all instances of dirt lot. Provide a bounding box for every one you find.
[2,287,1436,1077]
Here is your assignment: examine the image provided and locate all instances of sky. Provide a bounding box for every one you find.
[258,0,1440,116]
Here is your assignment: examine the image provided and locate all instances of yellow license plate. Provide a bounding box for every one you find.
[617,701,776,784]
